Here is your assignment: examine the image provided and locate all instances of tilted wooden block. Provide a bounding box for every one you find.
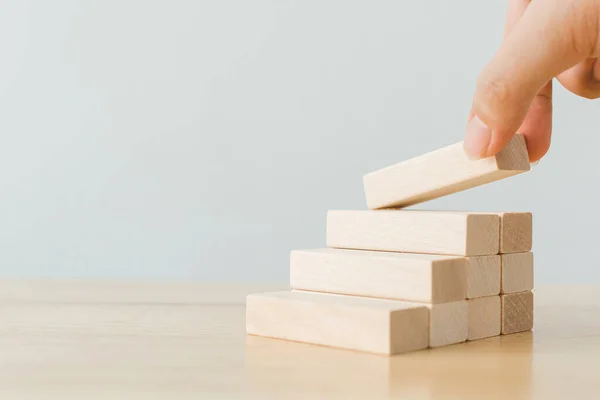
[466,255,500,299]
[467,296,501,340]
[501,291,534,334]
[418,301,468,347]
[290,248,466,303]
[501,252,534,294]
[327,210,500,256]
[499,212,532,253]
[363,134,530,210]
[246,291,429,355]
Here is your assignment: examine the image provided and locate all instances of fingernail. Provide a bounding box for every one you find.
[464,115,492,160]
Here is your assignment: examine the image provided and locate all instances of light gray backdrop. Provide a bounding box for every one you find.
[1,1,598,283]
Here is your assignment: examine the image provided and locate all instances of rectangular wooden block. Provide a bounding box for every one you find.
[418,301,468,347]
[466,255,500,299]
[363,134,530,210]
[326,210,500,256]
[290,248,466,303]
[499,212,532,253]
[246,291,429,355]
[467,296,501,340]
[501,291,534,335]
[501,252,534,294]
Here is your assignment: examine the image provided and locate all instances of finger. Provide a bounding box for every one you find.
[465,0,525,123]
[464,0,527,140]
[504,0,553,161]
[516,80,553,161]
[465,0,597,159]
[504,0,553,162]
[504,0,529,38]
[557,58,600,99]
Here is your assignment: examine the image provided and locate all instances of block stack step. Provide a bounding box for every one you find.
[246,134,534,355]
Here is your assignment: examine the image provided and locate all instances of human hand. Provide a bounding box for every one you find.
[463,0,600,162]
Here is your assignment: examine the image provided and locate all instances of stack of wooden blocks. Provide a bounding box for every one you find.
[246,134,534,355]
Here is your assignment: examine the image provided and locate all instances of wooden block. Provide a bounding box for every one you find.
[467,296,501,340]
[327,210,500,256]
[246,291,429,355]
[501,252,534,294]
[363,134,530,210]
[501,291,534,334]
[419,301,468,347]
[290,249,466,303]
[499,212,532,253]
[466,255,500,299]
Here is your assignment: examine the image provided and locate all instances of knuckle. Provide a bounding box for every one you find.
[557,67,600,99]
[579,88,600,99]
[565,80,600,98]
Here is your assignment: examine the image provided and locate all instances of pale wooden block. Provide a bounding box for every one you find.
[246,291,429,355]
[501,291,534,334]
[290,248,466,303]
[418,301,468,347]
[501,252,534,294]
[363,134,530,210]
[499,212,532,253]
[467,296,501,340]
[466,255,500,299]
[327,210,500,256]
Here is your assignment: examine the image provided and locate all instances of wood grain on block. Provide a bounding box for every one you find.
[467,296,501,340]
[363,134,530,210]
[499,212,533,253]
[327,210,500,256]
[418,301,468,347]
[501,252,534,294]
[466,255,500,299]
[290,249,466,304]
[246,291,429,355]
[501,291,534,335]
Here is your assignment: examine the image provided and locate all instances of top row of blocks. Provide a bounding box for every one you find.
[327,210,532,256]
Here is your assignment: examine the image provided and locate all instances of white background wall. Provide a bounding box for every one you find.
[1,1,598,282]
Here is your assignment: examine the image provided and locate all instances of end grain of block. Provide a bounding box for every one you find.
[468,296,501,340]
[466,255,501,299]
[246,291,429,355]
[290,248,466,304]
[501,291,534,335]
[326,210,500,256]
[363,134,530,210]
[501,252,534,294]
[499,212,532,253]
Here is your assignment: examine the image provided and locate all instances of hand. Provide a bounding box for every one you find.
[463,0,600,162]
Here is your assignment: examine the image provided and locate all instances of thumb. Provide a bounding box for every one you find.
[464,0,598,159]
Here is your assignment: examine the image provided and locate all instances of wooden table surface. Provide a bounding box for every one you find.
[0,281,598,399]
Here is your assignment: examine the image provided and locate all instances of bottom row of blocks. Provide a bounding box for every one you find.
[246,290,533,355]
